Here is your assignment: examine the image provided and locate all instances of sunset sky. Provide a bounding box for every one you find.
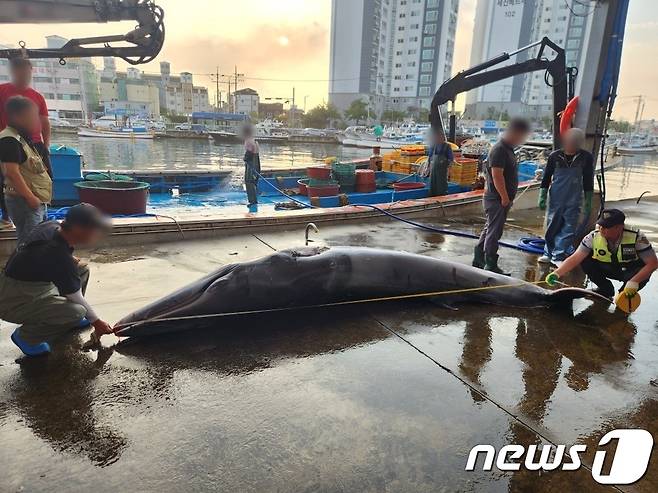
[0,0,655,121]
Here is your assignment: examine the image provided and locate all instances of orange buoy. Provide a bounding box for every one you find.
[559,96,579,136]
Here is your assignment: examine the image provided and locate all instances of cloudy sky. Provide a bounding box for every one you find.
[0,0,655,121]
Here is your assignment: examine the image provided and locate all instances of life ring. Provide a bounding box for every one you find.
[559,96,579,136]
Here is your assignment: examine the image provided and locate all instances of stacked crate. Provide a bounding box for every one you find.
[332,162,357,193]
[449,158,478,185]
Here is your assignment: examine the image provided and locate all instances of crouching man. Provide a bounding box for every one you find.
[0,203,114,356]
[546,209,657,300]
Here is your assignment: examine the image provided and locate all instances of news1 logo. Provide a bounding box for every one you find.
[465,429,654,485]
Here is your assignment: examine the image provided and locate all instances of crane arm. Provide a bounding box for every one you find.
[0,0,164,65]
[430,37,571,149]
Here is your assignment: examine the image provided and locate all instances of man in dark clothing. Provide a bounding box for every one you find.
[242,124,261,212]
[473,117,531,274]
[428,131,454,196]
[0,204,114,356]
[538,128,595,266]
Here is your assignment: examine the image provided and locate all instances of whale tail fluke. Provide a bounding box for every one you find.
[548,287,613,305]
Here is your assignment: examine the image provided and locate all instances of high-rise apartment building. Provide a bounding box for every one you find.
[329,0,459,117]
[465,0,588,120]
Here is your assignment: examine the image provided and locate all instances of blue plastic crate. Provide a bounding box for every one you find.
[50,145,83,180]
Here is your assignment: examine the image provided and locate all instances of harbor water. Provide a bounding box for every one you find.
[52,133,657,201]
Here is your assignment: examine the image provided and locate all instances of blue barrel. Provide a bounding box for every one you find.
[50,144,83,205]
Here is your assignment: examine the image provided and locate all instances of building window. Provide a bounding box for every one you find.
[566,39,580,50]
[422,49,434,60]
[419,86,431,96]
[569,27,583,38]
[427,0,439,7]
[408,49,417,55]
[421,62,433,72]
[424,23,437,34]
[420,74,431,84]
[425,10,439,22]
[423,36,436,47]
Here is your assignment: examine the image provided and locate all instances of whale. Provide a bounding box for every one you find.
[115,246,604,337]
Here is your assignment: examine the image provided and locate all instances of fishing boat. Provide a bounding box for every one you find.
[615,143,658,156]
[77,127,156,139]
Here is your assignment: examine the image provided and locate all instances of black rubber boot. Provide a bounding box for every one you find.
[472,245,485,269]
[485,254,511,276]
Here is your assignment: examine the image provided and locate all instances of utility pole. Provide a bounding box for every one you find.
[232,65,244,114]
[290,86,296,128]
[215,66,220,110]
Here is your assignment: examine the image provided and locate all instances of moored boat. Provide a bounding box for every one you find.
[78,127,156,139]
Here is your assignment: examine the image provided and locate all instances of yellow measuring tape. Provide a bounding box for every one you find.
[115,280,553,330]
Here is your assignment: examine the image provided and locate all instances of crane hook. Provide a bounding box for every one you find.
[305,223,319,246]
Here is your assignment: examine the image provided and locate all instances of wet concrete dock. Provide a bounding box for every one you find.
[1,197,657,492]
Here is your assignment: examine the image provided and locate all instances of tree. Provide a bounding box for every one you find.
[485,106,497,120]
[608,119,632,133]
[302,103,341,129]
[499,110,510,122]
[381,109,407,123]
[344,99,369,124]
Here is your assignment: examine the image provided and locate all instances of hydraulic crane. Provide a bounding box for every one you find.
[0,0,164,65]
[430,37,576,150]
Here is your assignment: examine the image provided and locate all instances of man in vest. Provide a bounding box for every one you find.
[0,96,52,244]
[545,209,657,300]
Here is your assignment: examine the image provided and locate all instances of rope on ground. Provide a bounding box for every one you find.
[369,314,620,491]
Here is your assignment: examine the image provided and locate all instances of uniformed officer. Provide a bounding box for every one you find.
[545,209,657,300]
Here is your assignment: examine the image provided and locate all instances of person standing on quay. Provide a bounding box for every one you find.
[472,117,531,275]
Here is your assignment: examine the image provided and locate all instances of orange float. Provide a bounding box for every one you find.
[559,96,579,136]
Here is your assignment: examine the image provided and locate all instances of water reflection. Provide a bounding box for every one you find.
[6,335,125,467]
[52,134,369,173]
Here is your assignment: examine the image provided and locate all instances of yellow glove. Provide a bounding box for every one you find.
[545,271,560,287]
[623,281,639,298]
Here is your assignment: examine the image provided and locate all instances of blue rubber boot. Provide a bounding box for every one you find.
[248,204,258,213]
[11,328,51,356]
[75,318,92,329]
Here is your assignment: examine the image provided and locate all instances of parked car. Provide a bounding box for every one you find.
[175,123,207,134]
[49,117,73,128]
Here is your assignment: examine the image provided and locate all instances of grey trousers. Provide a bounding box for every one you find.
[476,196,511,256]
[5,194,47,246]
[0,264,89,344]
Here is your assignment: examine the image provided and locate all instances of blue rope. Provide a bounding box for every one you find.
[256,172,544,254]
